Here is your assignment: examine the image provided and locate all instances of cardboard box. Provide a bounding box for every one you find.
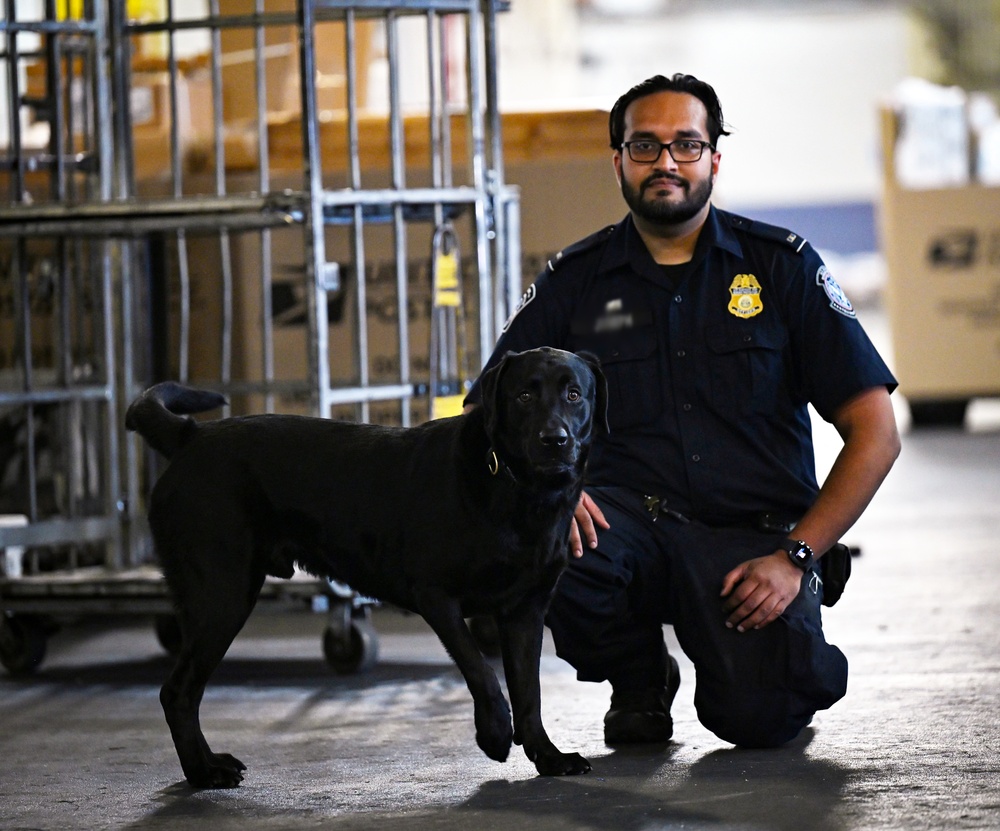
[267,107,611,176]
[124,4,378,178]
[130,71,174,181]
[218,0,300,123]
[878,108,1000,404]
[218,0,375,121]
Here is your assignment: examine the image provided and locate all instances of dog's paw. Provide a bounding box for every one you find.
[185,753,247,789]
[474,701,513,763]
[211,752,246,770]
[532,750,592,777]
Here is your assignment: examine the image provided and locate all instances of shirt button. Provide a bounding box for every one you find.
[691,454,701,462]
[674,295,683,303]
[676,350,686,358]
[743,334,752,343]
[683,403,692,411]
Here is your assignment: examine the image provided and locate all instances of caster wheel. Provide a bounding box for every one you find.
[909,398,969,428]
[154,614,182,656]
[468,616,502,658]
[0,615,48,676]
[323,616,378,675]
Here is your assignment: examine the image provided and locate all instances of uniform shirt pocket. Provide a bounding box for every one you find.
[581,326,662,430]
[705,323,789,415]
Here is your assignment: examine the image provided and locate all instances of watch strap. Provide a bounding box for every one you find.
[780,538,814,570]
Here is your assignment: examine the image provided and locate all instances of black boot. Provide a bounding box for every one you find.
[604,653,681,745]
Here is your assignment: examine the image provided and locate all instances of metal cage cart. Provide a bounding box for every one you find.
[0,0,519,675]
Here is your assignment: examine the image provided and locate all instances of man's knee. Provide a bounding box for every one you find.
[695,687,813,748]
[545,558,620,681]
[546,557,665,687]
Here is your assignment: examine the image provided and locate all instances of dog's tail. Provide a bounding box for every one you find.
[125,382,227,459]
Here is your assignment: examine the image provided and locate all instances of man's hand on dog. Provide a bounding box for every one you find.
[569,491,609,558]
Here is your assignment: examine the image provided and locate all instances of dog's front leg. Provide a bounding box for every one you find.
[412,587,513,764]
[498,595,591,776]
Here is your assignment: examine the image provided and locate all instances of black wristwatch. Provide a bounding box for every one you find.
[779,538,815,571]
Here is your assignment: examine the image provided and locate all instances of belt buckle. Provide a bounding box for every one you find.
[643,495,690,524]
[643,495,662,521]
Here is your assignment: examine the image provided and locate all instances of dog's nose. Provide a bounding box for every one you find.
[539,427,569,448]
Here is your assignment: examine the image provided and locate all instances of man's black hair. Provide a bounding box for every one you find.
[608,73,731,150]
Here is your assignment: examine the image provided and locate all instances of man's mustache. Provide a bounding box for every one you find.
[642,173,688,193]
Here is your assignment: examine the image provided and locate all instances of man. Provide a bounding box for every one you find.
[463,73,900,748]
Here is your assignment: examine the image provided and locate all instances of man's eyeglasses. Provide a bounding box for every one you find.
[621,139,714,164]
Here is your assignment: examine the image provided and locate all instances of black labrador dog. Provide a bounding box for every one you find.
[126,347,607,788]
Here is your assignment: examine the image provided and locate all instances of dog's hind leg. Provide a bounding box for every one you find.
[159,547,266,789]
[412,587,514,764]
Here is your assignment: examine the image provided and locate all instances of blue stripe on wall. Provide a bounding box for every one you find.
[727,201,878,255]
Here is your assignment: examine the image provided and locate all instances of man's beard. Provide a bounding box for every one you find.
[621,172,713,225]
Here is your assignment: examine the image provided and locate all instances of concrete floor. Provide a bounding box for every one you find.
[2,313,999,831]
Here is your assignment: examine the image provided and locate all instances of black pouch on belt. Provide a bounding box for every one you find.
[820,543,853,607]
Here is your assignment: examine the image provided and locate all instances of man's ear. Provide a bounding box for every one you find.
[577,350,610,434]
[479,351,516,442]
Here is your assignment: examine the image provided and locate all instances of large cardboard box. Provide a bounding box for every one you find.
[878,108,1000,411]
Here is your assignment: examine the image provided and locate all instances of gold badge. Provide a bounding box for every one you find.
[728,274,763,318]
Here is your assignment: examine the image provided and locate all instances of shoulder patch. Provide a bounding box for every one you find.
[501,283,536,333]
[816,265,856,318]
[727,213,809,254]
[547,225,615,273]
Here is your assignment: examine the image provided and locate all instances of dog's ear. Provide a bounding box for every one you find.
[479,351,516,442]
[576,351,610,434]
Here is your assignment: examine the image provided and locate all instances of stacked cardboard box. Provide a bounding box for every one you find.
[878,106,1000,421]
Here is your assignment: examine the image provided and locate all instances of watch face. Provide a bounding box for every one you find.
[783,539,813,569]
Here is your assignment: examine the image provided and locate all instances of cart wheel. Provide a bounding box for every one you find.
[323,616,378,675]
[0,615,48,676]
[468,616,502,658]
[154,614,183,656]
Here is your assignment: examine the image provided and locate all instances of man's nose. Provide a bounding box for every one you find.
[653,146,679,170]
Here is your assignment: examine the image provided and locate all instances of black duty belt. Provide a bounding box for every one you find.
[642,495,798,535]
[641,493,852,608]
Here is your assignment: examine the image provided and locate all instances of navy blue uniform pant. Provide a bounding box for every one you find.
[545,486,848,748]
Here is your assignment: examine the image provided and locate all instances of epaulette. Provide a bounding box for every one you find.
[546,225,615,273]
[727,213,810,255]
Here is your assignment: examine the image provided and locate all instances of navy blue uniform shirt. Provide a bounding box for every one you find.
[466,206,897,526]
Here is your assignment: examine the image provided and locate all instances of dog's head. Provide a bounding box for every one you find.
[479,347,608,479]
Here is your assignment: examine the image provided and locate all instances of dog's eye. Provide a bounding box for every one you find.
[518,391,532,403]
[567,389,581,402]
